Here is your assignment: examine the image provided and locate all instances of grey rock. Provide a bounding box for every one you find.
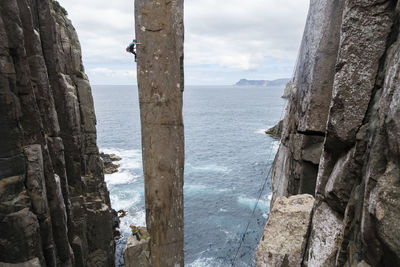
[265,120,283,139]
[324,0,393,149]
[270,144,291,204]
[256,195,315,267]
[0,208,44,264]
[263,0,400,266]
[357,260,372,267]
[281,80,294,99]
[124,228,151,267]
[0,258,41,267]
[369,163,400,259]
[307,202,343,267]
[24,145,58,265]
[0,0,114,265]
[100,153,121,174]
[270,0,344,204]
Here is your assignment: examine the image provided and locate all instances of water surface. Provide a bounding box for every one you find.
[92,85,286,266]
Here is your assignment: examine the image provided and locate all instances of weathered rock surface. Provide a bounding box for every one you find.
[0,258,41,267]
[265,120,283,139]
[100,152,121,174]
[262,0,400,266]
[306,201,343,266]
[0,0,114,266]
[269,0,344,205]
[124,227,151,267]
[134,0,184,266]
[281,80,294,98]
[256,195,315,267]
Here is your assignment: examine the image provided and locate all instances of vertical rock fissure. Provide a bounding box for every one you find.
[134,0,185,266]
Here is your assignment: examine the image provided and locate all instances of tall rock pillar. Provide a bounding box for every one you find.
[134,0,185,266]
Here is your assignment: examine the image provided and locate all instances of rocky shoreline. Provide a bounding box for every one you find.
[100,152,122,174]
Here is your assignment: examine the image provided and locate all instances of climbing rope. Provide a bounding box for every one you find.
[230,94,289,267]
[230,164,274,266]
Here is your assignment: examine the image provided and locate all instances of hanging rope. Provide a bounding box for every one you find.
[230,164,273,266]
[230,94,289,267]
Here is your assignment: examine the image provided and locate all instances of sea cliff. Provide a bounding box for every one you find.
[257,0,400,266]
[0,1,114,266]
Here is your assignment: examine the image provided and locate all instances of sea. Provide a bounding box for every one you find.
[92,85,287,267]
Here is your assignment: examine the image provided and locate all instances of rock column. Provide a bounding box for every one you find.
[0,0,115,266]
[134,0,185,266]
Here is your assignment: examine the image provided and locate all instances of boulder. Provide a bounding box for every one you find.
[256,195,315,267]
[0,258,41,267]
[124,228,151,267]
[265,120,283,139]
[307,201,343,266]
[100,153,121,174]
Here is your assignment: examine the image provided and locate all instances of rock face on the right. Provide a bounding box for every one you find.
[261,0,400,266]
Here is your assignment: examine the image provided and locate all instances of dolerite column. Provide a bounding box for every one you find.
[134,0,184,266]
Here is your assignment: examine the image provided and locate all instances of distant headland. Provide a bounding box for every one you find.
[234,78,290,87]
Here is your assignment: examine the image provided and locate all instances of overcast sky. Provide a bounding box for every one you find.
[57,0,310,85]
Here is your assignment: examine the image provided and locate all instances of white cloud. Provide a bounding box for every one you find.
[185,0,309,69]
[57,0,310,84]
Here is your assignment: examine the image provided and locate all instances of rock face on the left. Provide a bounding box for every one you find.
[0,1,114,266]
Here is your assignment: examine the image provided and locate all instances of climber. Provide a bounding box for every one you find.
[129,225,141,241]
[126,39,141,62]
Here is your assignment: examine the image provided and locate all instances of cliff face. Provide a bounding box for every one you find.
[259,0,400,266]
[0,1,114,266]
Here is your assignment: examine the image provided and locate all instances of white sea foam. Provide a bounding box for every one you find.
[101,148,142,170]
[119,209,146,235]
[187,257,219,267]
[184,184,230,196]
[237,196,270,212]
[254,128,268,134]
[101,148,143,186]
[186,163,230,173]
[105,171,139,185]
[184,184,208,195]
[110,192,141,210]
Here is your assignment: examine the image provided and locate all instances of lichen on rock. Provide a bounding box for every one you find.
[124,227,151,267]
